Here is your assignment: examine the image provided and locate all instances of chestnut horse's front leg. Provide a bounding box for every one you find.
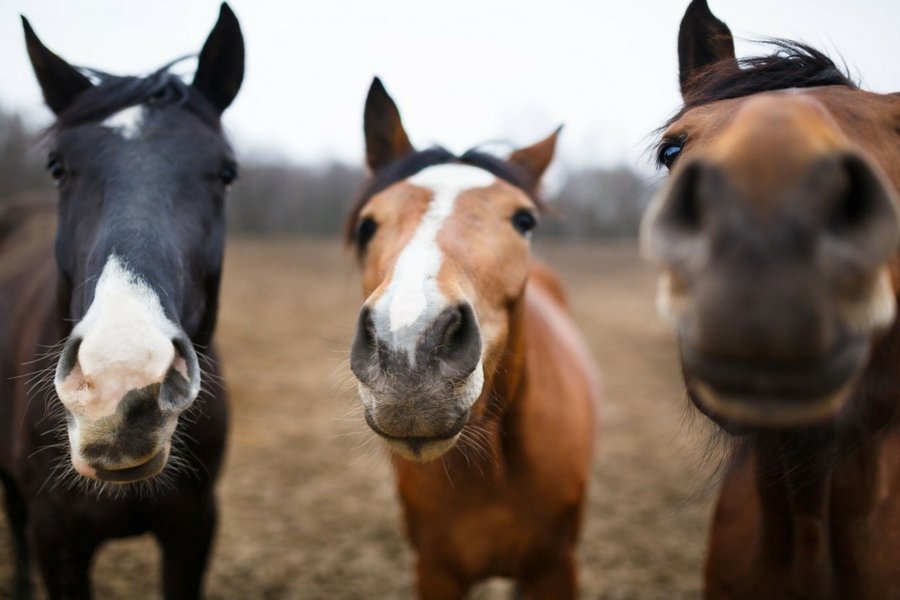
[416,558,471,600]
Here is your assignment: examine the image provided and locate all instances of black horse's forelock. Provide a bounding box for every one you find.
[52,58,220,131]
[345,146,544,244]
[668,39,856,128]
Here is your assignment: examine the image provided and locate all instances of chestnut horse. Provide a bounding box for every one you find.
[642,1,900,597]
[346,78,598,598]
[0,5,242,598]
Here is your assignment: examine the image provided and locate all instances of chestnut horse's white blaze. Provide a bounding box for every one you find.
[377,164,496,347]
[101,105,145,139]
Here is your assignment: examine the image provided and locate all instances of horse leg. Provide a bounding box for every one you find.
[28,504,95,600]
[416,558,470,600]
[1,475,33,600]
[156,492,216,600]
[517,551,577,600]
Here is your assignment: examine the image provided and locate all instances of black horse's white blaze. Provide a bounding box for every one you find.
[55,255,200,479]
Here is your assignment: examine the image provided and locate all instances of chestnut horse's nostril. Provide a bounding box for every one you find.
[350,307,379,384]
[423,303,482,379]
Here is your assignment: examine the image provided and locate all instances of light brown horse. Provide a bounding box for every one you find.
[642,1,900,597]
[346,78,598,598]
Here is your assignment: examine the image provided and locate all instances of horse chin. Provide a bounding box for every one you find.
[678,332,870,429]
[690,379,854,429]
[71,442,171,484]
[385,435,461,463]
[364,406,471,463]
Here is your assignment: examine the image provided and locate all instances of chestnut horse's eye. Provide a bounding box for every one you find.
[46,153,67,185]
[511,209,538,237]
[356,216,378,248]
[657,139,684,170]
[219,163,238,188]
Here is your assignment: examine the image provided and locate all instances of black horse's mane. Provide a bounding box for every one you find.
[671,40,856,126]
[53,59,220,131]
[345,146,545,244]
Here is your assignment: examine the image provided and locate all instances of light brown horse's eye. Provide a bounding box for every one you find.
[657,138,684,170]
[356,216,378,248]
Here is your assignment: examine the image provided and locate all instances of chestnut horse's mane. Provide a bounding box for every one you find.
[669,40,855,129]
[344,146,546,244]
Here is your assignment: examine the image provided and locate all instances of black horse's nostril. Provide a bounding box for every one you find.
[423,304,482,379]
[350,307,379,384]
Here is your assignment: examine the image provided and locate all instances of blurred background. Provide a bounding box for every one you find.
[0,1,899,598]
[1,0,898,237]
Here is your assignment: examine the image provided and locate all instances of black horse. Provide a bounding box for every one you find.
[0,4,243,598]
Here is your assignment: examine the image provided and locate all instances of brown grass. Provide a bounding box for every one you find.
[0,238,716,599]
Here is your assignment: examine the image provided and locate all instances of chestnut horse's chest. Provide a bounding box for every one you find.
[398,464,586,579]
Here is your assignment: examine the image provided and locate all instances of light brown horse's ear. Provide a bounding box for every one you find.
[508,125,562,187]
[22,16,93,115]
[678,0,736,97]
[364,77,415,172]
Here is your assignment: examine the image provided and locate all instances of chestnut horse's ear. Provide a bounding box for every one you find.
[508,125,562,187]
[678,0,736,97]
[21,16,93,115]
[193,3,244,113]
[364,77,415,172]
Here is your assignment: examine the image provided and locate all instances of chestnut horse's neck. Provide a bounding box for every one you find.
[739,313,900,595]
[433,261,581,478]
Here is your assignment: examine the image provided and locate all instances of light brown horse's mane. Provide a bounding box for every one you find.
[659,40,855,152]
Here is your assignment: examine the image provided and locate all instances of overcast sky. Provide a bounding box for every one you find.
[2,0,898,175]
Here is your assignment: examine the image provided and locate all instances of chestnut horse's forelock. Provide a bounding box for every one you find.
[345,146,544,248]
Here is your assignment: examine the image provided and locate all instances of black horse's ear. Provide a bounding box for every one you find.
[508,125,562,188]
[193,3,244,113]
[678,0,736,97]
[22,16,93,115]
[364,77,415,172]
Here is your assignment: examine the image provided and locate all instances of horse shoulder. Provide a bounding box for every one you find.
[515,264,599,497]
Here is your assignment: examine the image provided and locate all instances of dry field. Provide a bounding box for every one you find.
[1,238,719,599]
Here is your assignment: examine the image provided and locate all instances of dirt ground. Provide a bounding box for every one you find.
[0,238,719,599]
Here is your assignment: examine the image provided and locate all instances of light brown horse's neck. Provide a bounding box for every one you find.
[751,426,895,596]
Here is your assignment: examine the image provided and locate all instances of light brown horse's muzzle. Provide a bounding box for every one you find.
[644,148,900,429]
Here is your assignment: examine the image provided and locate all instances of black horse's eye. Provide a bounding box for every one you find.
[356,217,378,248]
[219,164,238,188]
[511,209,538,237]
[657,138,685,170]
[45,153,68,185]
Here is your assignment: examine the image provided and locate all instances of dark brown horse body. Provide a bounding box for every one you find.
[643,1,900,598]
[348,79,598,598]
[0,5,243,598]
[0,201,228,598]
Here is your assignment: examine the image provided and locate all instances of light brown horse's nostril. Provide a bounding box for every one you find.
[818,152,900,274]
